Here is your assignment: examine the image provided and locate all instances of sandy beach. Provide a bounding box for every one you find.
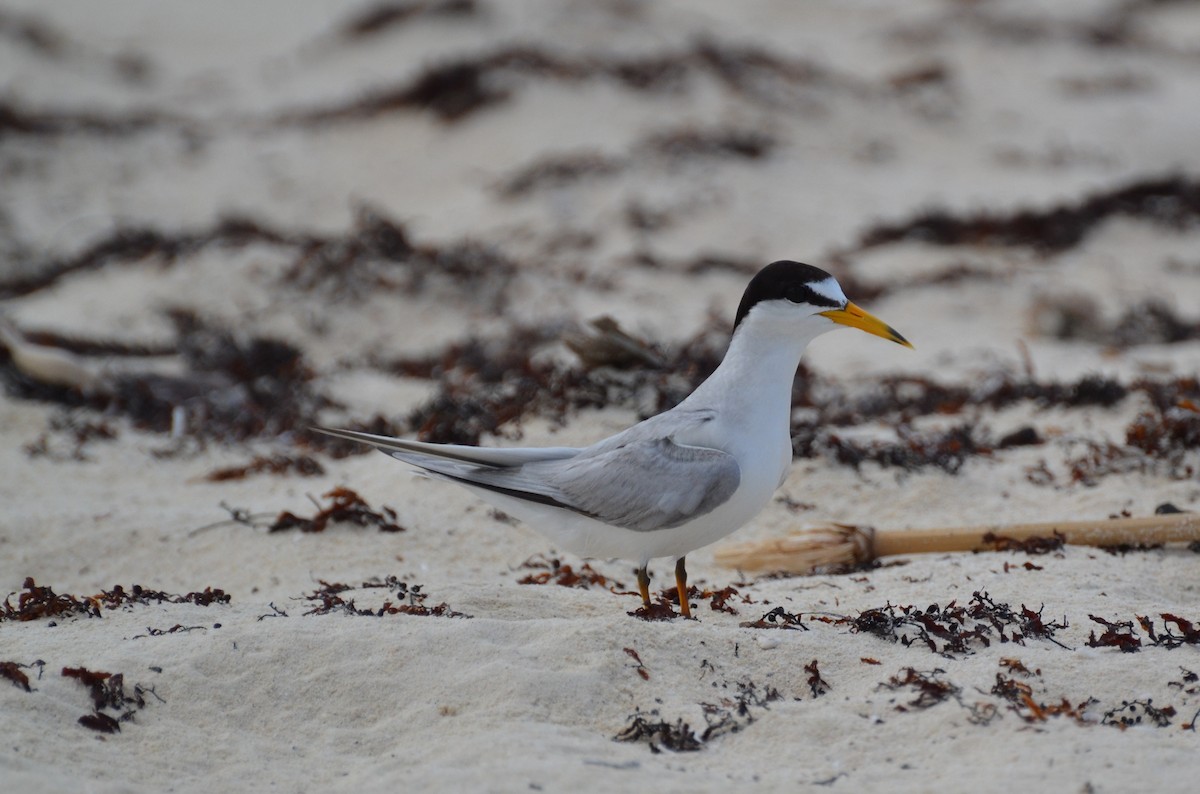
[3,1,1200,791]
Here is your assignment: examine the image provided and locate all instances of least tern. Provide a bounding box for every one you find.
[316,261,911,617]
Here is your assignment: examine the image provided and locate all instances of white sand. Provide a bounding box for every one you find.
[3,1,1200,791]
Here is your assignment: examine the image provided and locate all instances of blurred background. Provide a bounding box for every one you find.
[1,0,1198,458]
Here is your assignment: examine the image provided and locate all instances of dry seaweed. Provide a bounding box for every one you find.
[646,128,776,162]
[1102,699,1177,729]
[0,99,172,138]
[819,423,987,474]
[618,676,785,752]
[1141,614,1200,649]
[1086,615,1142,653]
[989,671,1093,725]
[1037,298,1200,347]
[614,709,702,753]
[703,585,743,615]
[0,208,510,309]
[515,554,624,591]
[3,309,330,446]
[878,667,959,710]
[0,217,292,300]
[0,661,33,692]
[1126,400,1200,478]
[281,207,516,306]
[739,606,807,630]
[23,415,117,462]
[279,39,833,125]
[698,680,782,742]
[337,0,476,39]
[1,578,99,622]
[131,624,208,639]
[268,487,405,533]
[623,648,649,681]
[0,578,230,623]
[92,584,231,609]
[300,577,470,618]
[848,592,1068,656]
[805,659,830,697]
[203,453,325,482]
[856,175,1200,254]
[387,320,724,445]
[498,127,774,197]
[1086,612,1200,653]
[497,153,624,197]
[62,665,160,733]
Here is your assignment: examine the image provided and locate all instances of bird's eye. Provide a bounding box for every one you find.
[785,286,808,304]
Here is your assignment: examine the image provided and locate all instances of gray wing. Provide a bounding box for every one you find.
[541,437,740,532]
[312,420,741,532]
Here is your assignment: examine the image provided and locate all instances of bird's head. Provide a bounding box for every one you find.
[733,260,913,349]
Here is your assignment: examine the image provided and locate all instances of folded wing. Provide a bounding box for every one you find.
[312,426,740,533]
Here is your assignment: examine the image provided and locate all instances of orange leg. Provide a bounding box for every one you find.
[675,557,691,618]
[637,566,651,608]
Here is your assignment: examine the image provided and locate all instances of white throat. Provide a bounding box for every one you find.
[679,303,835,432]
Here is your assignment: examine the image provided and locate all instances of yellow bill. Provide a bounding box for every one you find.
[820,302,913,349]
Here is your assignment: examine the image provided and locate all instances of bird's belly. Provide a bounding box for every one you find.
[579,446,786,562]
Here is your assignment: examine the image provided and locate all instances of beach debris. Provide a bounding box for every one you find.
[739,606,807,630]
[516,554,624,591]
[704,585,743,615]
[1102,700,1177,729]
[623,648,649,681]
[714,512,1200,575]
[0,578,230,623]
[805,659,830,697]
[614,710,702,753]
[1089,614,1142,652]
[2,309,326,446]
[617,675,783,753]
[497,126,775,198]
[627,601,683,622]
[0,661,35,692]
[562,316,665,370]
[989,671,1093,725]
[300,577,470,618]
[1031,295,1200,347]
[878,667,959,710]
[845,592,1069,656]
[62,666,162,734]
[853,174,1200,255]
[0,315,101,389]
[267,487,405,534]
[130,624,208,639]
[23,414,117,461]
[335,0,477,40]
[257,603,289,621]
[275,39,836,126]
[202,453,325,482]
[1085,613,1200,653]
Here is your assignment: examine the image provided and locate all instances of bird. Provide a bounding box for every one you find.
[314,260,911,617]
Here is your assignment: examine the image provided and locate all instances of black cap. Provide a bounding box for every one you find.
[733,261,841,330]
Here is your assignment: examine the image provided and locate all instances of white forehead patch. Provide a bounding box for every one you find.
[810,276,847,306]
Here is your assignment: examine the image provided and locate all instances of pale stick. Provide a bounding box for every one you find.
[713,513,1200,575]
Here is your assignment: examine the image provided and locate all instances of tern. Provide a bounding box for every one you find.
[315,261,911,617]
